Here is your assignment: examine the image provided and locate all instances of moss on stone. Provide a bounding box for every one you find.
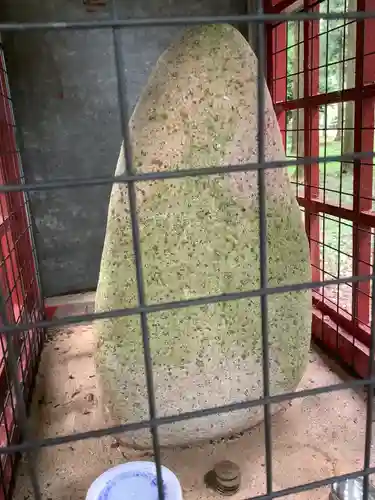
[94,23,312,448]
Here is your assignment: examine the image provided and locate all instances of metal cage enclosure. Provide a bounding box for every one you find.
[268,0,375,378]
[0,0,374,499]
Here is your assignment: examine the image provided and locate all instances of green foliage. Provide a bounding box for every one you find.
[286,25,294,102]
[286,0,348,103]
[319,0,347,93]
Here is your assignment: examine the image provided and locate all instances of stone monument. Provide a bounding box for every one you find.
[94,23,312,449]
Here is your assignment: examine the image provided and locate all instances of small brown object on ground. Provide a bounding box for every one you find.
[212,460,241,495]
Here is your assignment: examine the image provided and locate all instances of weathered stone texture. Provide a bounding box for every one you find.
[95,24,312,448]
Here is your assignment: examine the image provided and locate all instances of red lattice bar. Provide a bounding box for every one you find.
[303,0,321,285]
[0,45,44,500]
[267,0,375,378]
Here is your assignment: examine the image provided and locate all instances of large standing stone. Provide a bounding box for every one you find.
[94,24,312,449]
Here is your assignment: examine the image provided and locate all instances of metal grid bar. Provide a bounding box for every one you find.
[0,152,373,194]
[0,10,375,32]
[276,83,375,110]
[352,0,373,327]
[362,242,375,498]
[267,18,287,148]
[110,0,164,496]
[0,43,44,500]
[270,0,375,382]
[321,0,329,329]
[304,0,321,286]
[256,2,273,493]
[0,1,374,500]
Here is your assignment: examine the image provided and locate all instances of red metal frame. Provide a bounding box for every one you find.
[267,21,287,148]
[0,46,44,500]
[0,5,373,495]
[303,0,321,284]
[274,83,375,112]
[0,1,372,496]
[267,0,375,377]
[84,0,107,12]
[352,0,373,327]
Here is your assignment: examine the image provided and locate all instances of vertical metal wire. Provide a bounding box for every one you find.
[0,287,41,500]
[0,243,22,456]
[109,2,164,498]
[0,51,36,409]
[351,0,363,362]
[296,20,302,196]
[336,1,347,353]
[322,0,330,339]
[352,0,364,332]
[256,5,273,495]
[285,26,293,194]
[0,46,45,309]
[363,241,375,498]
[0,449,8,500]
[0,6,375,500]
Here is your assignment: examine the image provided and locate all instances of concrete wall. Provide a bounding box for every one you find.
[1,0,255,297]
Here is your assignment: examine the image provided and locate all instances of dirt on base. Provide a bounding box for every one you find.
[14,311,373,500]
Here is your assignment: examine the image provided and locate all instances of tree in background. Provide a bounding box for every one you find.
[341,0,356,173]
[289,22,305,179]
[287,0,356,178]
[290,22,304,158]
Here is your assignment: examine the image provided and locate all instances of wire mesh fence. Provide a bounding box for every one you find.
[0,0,374,499]
[0,40,43,500]
[271,0,375,378]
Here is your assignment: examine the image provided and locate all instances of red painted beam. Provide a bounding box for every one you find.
[275,83,375,112]
[266,0,375,381]
[352,0,375,327]
[0,47,44,500]
[304,1,321,284]
[270,0,301,12]
[266,24,274,93]
[297,197,375,227]
[270,0,324,14]
[268,21,288,148]
[83,0,107,12]
[312,308,370,379]
[313,292,371,348]
[44,304,59,321]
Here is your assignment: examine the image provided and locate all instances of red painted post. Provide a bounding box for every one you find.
[0,47,44,500]
[352,0,375,327]
[270,22,288,149]
[266,0,375,378]
[270,0,301,12]
[304,1,321,284]
[276,84,375,111]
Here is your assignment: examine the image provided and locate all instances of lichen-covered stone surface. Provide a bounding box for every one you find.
[94,24,312,449]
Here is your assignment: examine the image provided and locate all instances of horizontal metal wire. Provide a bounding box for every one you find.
[0,152,372,193]
[250,467,375,500]
[110,0,164,494]
[0,375,373,455]
[0,10,375,32]
[2,7,375,500]
[0,292,41,500]
[1,273,373,335]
